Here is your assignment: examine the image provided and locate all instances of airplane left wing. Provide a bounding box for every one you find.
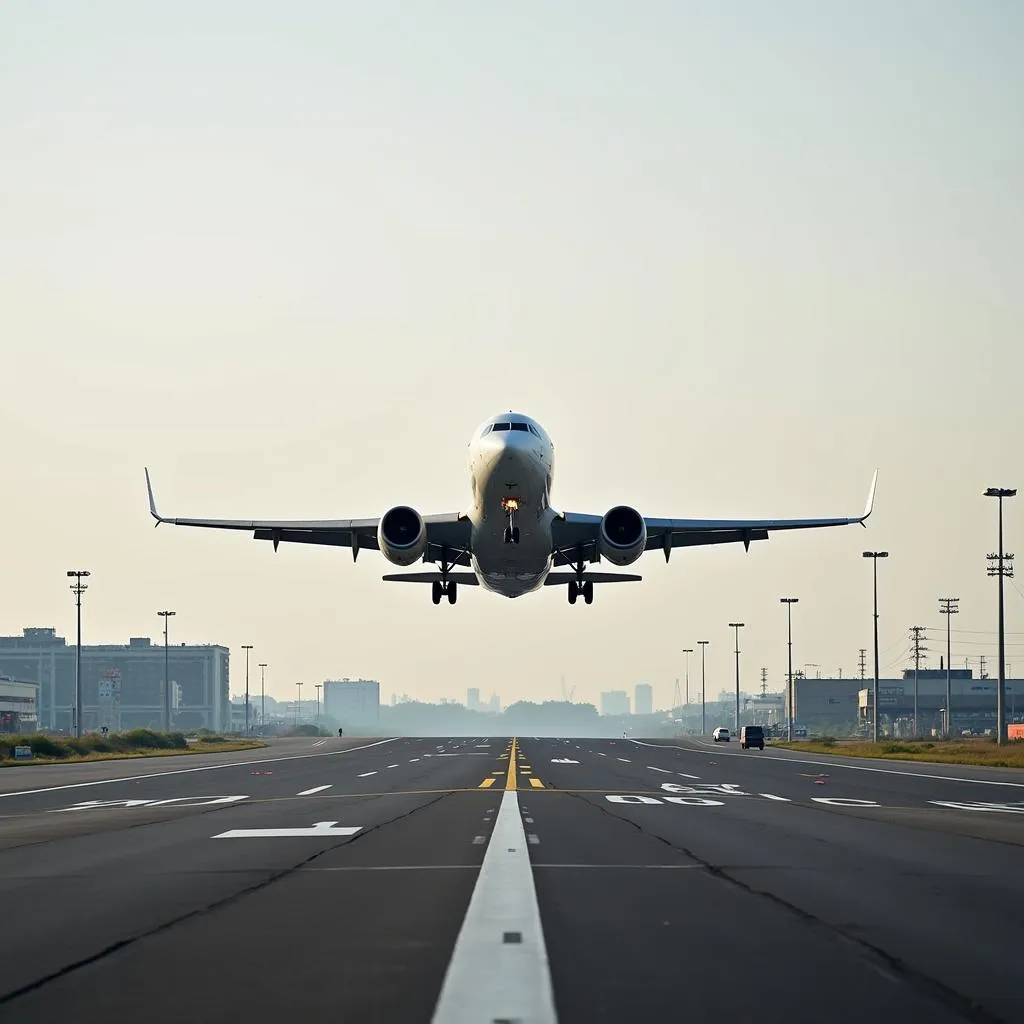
[145,469,471,562]
[551,471,877,564]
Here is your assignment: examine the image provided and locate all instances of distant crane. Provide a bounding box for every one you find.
[560,675,576,703]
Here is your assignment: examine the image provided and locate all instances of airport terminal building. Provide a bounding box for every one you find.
[0,627,230,733]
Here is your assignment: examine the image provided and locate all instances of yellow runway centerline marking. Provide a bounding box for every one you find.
[506,737,518,791]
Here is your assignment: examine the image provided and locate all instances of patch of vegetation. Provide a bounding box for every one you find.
[0,731,264,766]
[773,738,1024,768]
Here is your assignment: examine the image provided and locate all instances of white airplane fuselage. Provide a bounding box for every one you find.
[467,413,557,598]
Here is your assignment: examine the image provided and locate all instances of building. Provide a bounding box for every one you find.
[323,678,380,728]
[600,690,630,716]
[0,675,38,733]
[0,627,230,732]
[466,687,481,712]
[786,668,1024,736]
[634,684,654,717]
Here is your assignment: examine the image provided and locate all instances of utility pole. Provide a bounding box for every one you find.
[985,486,1016,745]
[863,552,889,742]
[67,570,90,737]
[909,626,927,739]
[258,663,267,734]
[760,668,767,697]
[698,641,709,736]
[781,598,798,742]
[858,649,867,680]
[315,683,322,730]
[938,598,959,738]
[158,610,176,731]
[729,623,744,734]
[241,645,253,735]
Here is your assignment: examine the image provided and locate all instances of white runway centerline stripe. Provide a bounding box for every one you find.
[357,772,377,778]
[431,789,557,1024]
[647,766,671,773]
[298,785,332,796]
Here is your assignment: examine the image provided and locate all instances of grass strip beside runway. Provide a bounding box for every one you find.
[773,739,1024,768]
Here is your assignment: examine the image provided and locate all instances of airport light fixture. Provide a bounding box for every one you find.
[862,552,888,742]
[697,641,709,735]
[157,611,176,731]
[985,487,1017,745]
[242,645,254,735]
[728,623,744,734]
[67,570,91,737]
[259,663,268,734]
[780,598,798,741]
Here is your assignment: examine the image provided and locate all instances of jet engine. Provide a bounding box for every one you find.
[598,506,647,566]
[377,506,428,566]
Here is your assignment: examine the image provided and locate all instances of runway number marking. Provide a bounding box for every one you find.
[53,795,249,812]
[213,821,362,839]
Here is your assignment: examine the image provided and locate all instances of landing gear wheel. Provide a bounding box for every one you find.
[503,527,512,544]
[568,584,578,605]
[511,526,520,544]
[447,581,458,605]
[431,581,442,605]
[583,581,594,605]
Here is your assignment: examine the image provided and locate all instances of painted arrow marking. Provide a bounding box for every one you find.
[213,821,362,839]
[550,758,579,764]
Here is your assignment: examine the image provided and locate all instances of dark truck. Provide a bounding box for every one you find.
[740,725,764,750]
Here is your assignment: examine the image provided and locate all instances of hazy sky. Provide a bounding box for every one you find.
[3,2,1022,711]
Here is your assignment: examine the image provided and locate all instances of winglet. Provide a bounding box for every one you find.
[860,469,878,524]
[145,468,165,525]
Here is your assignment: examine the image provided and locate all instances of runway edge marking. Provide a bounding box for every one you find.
[430,788,557,1024]
[0,738,399,800]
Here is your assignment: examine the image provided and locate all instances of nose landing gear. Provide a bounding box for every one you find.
[501,497,521,544]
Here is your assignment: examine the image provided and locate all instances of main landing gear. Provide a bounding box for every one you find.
[431,581,458,605]
[568,580,594,605]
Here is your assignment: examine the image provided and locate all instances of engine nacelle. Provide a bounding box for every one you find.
[378,505,428,566]
[598,505,647,566]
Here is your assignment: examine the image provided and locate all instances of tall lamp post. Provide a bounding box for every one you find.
[728,623,744,734]
[258,663,267,734]
[682,649,693,732]
[780,598,798,741]
[697,641,709,735]
[863,551,888,742]
[157,610,176,731]
[985,487,1016,745]
[67,570,90,737]
[241,645,253,735]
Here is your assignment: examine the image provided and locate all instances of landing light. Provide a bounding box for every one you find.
[502,498,520,512]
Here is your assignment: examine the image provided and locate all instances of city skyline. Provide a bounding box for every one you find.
[2,3,1020,708]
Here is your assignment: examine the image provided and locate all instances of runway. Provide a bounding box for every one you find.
[0,734,1021,1022]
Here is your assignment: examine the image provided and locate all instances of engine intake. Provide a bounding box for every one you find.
[598,505,647,566]
[378,505,427,566]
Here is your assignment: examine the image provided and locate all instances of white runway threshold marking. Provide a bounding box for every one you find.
[298,785,332,796]
[431,790,557,1024]
[214,821,362,839]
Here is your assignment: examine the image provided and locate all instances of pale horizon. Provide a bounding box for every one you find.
[2,2,1022,713]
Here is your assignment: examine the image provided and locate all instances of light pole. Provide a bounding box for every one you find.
[157,611,175,731]
[863,552,888,741]
[780,598,798,741]
[258,663,267,734]
[67,571,90,737]
[296,681,303,727]
[938,598,959,738]
[241,645,253,735]
[315,683,322,730]
[985,487,1016,745]
[697,641,709,735]
[728,623,744,734]
[682,649,693,732]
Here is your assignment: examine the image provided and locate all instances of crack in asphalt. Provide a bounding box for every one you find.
[0,791,451,1006]
[567,789,1008,1024]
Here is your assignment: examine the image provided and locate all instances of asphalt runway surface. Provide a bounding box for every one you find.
[0,734,1022,1023]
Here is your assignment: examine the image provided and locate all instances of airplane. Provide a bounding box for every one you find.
[145,411,876,606]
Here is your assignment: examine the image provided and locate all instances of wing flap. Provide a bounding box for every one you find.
[382,572,480,585]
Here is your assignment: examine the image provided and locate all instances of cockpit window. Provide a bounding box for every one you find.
[510,422,529,431]
[492,422,511,431]
[481,424,493,435]
[528,423,540,437]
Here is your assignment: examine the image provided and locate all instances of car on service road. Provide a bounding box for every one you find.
[712,727,730,742]
[740,725,764,750]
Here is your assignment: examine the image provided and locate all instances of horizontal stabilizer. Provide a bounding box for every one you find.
[543,572,642,585]
[382,572,480,586]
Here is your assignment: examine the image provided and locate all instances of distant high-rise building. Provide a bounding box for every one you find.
[467,687,481,711]
[488,694,500,714]
[601,690,630,716]
[323,678,380,728]
[634,683,654,716]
